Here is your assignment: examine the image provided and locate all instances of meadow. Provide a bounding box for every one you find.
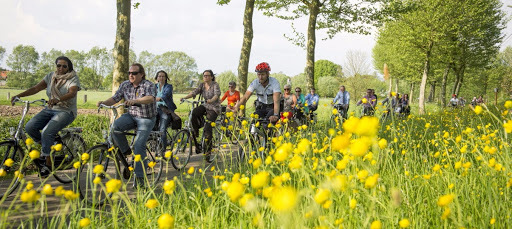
[0,87,511,228]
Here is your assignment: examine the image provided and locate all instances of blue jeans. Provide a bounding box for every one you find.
[157,109,171,149]
[111,113,156,178]
[25,109,75,157]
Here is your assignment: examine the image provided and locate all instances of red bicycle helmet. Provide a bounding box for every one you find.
[255,62,271,72]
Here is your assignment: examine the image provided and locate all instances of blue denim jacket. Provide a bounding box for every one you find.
[157,83,177,111]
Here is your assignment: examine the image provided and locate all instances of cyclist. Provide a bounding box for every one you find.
[154,70,177,150]
[294,87,307,121]
[180,69,221,162]
[400,93,410,115]
[356,89,377,116]
[449,94,459,107]
[305,87,319,119]
[97,63,156,187]
[220,81,240,112]
[234,62,281,124]
[11,56,81,177]
[332,85,350,119]
[281,84,297,120]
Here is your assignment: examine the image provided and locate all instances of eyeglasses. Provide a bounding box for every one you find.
[203,75,212,77]
[295,90,301,93]
[56,64,68,69]
[284,88,290,91]
[128,71,140,75]
[229,85,235,88]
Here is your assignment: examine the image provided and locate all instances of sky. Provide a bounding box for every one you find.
[1,0,512,77]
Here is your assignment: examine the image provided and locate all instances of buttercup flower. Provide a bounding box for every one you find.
[79,218,91,228]
[105,179,122,193]
[269,186,298,212]
[145,199,159,209]
[158,213,175,229]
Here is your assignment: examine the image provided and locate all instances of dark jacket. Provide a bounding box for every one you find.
[157,83,177,112]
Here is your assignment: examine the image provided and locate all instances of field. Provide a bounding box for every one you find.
[0,87,511,228]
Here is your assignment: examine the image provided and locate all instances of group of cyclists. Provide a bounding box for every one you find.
[450,94,485,108]
[10,56,412,188]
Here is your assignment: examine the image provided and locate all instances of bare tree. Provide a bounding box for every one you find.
[343,50,372,77]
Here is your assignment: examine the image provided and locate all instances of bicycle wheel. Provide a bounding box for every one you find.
[53,133,86,184]
[145,136,164,186]
[77,144,119,205]
[0,141,24,199]
[169,129,193,170]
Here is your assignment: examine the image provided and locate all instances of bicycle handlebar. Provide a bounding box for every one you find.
[180,99,206,105]
[13,98,47,106]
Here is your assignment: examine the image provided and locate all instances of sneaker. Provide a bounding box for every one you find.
[39,165,50,178]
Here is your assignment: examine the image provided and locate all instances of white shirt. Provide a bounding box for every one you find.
[247,77,281,104]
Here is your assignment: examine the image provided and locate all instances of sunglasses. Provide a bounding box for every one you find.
[229,85,235,87]
[56,64,68,69]
[128,71,140,75]
[284,88,291,91]
[295,90,301,92]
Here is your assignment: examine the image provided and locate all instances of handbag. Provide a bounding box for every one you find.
[161,106,182,130]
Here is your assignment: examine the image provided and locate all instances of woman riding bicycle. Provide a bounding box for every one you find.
[220,81,240,112]
[11,56,81,177]
[281,84,297,120]
[155,70,177,150]
[180,70,221,162]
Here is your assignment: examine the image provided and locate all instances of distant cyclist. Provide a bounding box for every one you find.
[305,87,319,119]
[356,89,377,116]
[220,81,240,112]
[234,62,281,124]
[332,85,350,119]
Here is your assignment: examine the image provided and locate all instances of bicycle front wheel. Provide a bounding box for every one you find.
[169,129,193,171]
[0,141,24,199]
[145,136,164,186]
[77,144,119,205]
[53,133,87,184]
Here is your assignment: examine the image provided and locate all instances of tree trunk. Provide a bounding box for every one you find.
[395,78,399,93]
[305,2,319,90]
[237,0,255,94]
[454,66,465,96]
[428,81,435,102]
[388,77,393,93]
[440,63,450,107]
[112,0,131,94]
[419,41,433,115]
[409,82,414,105]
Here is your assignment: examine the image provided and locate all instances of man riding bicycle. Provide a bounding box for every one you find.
[332,85,350,119]
[234,62,281,124]
[356,89,377,116]
[97,63,156,188]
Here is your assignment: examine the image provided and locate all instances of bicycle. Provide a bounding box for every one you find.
[168,99,221,170]
[76,103,163,204]
[236,117,273,164]
[0,98,86,199]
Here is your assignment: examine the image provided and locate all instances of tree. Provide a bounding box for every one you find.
[218,0,255,95]
[343,50,372,77]
[80,67,103,90]
[112,0,131,94]
[137,50,156,77]
[151,51,198,92]
[216,70,238,92]
[86,46,112,77]
[314,59,342,80]
[65,50,87,72]
[317,76,341,97]
[0,46,6,68]
[257,0,385,90]
[6,45,39,73]
[344,74,386,102]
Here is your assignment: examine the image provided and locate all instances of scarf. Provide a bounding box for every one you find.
[50,70,76,108]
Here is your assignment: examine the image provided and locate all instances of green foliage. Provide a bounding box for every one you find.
[316,76,341,97]
[0,46,6,67]
[344,74,386,99]
[6,71,39,88]
[64,50,87,71]
[271,72,291,91]
[216,70,237,92]
[80,67,104,90]
[291,73,307,91]
[6,45,39,73]
[314,59,343,86]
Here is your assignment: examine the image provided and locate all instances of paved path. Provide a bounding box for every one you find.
[0,143,242,226]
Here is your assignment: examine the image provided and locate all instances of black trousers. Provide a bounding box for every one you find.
[191,105,218,152]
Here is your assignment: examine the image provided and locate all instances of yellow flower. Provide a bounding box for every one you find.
[314,188,330,205]
[29,150,40,160]
[425,123,431,128]
[210,122,216,127]
[145,199,159,209]
[93,165,104,174]
[274,143,292,162]
[252,158,262,169]
[26,181,34,190]
[362,98,368,104]
[4,158,14,167]
[55,186,65,196]
[331,134,350,152]
[296,138,311,154]
[0,169,6,177]
[269,186,298,212]
[73,161,81,169]
[42,184,53,195]
[81,153,90,161]
[288,155,303,170]
[165,151,172,158]
[370,220,382,229]
[20,190,40,203]
[251,171,269,189]
[332,109,338,115]
[163,180,176,194]
[504,120,512,133]
[378,138,387,149]
[357,170,369,182]
[187,166,195,174]
[349,198,357,209]
[79,218,91,228]
[105,179,122,193]
[474,105,483,115]
[437,194,455,207]
[93,177,101,184]
[227,181,245,202]
[134,154,141,162]
[350,137,371,157]
[355,116,379,136]
[25,138,34,146]
[238,193,254,208]
[158,213,175,229]
[490,218,496,225]
[364,174,379,189]
[239,105,245,110]
[64,190,79,200]
[505,100,512,109]
[441,207,451,220]
[240,177,250,185]
[53,143,62,152]
[399,218,410,228]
